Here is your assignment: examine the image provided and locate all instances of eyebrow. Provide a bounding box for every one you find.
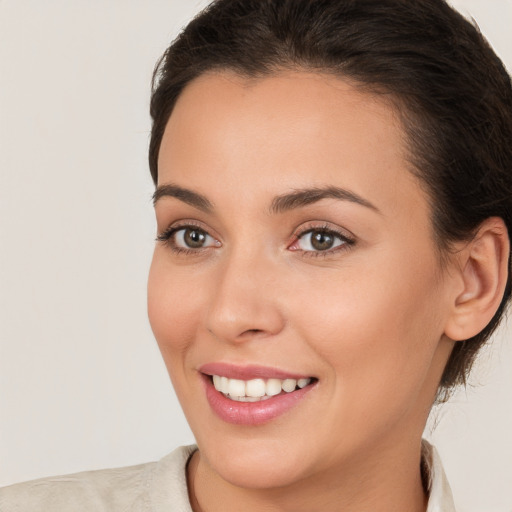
[152,184,213,212]
[152,183,379,215]
[269,186,380,214]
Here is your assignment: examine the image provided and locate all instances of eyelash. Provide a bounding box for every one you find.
[156,222,355,258]
[156,222,215,256]
[289,223,355,258]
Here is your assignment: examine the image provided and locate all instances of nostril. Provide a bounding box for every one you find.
[237,329,266,339]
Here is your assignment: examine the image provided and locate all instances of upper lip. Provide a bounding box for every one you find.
[199,362,313,381]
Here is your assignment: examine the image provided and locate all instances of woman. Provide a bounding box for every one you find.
[1,0,511,510]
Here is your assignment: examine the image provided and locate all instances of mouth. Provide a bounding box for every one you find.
[199,363,318,425]
[210,374,313,402]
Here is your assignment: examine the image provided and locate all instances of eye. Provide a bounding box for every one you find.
[157,225,220,252]
[174,227,215,249]
[297,230,344,251]
[288,226,354,255]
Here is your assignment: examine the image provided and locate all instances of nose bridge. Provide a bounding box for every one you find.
[205,243,284,343]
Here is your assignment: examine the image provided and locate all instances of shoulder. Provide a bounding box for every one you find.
[0,461,153,512]
[0,445,197,512]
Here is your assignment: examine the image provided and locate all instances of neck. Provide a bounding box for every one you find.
[187,437,428,512]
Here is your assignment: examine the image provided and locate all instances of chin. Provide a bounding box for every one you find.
[210,446,308,489]
[195,431,315,490]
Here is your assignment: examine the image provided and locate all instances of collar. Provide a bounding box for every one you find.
[152,441,456,511]
[422,440,457,511]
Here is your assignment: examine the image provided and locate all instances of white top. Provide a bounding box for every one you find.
[0,441,456,511]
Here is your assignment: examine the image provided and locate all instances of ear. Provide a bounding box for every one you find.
[444,217,510,341]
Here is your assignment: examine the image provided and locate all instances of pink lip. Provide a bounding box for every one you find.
[199,362,312,380]
[199,364,317,426]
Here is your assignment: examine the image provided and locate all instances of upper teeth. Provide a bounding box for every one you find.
[212,375,311,401]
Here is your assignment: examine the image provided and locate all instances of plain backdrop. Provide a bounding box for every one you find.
[0,1,511,511]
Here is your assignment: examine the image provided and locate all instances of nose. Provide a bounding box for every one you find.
[204,247,285,344]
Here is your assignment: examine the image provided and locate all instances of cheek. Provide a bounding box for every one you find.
[293,251,446,414]
[147,251,204,362]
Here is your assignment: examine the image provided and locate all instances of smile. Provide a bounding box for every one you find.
[212,375,312,402]
[199,363,317,425]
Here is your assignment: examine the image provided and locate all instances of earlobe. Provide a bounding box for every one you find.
[444,217,510,341]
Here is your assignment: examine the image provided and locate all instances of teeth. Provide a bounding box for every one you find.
[219,376,229,394]
[229,395,272,402]
[266,378,282,396]
[245,378,266,397]
[297,378,310,389]
[227,378,246,397]
[282,379,297,392]
[211,375,312,400]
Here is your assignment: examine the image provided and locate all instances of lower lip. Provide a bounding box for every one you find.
[202,374,316,425]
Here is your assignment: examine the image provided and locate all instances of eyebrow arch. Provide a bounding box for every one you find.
[152,184,213,212]
[270,186,380,214]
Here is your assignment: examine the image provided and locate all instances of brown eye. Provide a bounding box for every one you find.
[310,231,335,251]
[183,228,207,248]
[295,229,346,252]
[169,227,219,250]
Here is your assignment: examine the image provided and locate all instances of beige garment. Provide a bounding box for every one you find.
[0,441,455,511]
[422,441,457,512]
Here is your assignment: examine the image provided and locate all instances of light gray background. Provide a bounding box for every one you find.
[0,1,510,511]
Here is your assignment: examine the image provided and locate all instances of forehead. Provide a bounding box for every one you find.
[161,70,404,161]
[158,70,425,220]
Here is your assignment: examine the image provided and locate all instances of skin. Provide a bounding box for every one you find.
[147,71,464,512]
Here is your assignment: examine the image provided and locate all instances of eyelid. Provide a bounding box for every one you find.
[157,219,215,238]
[288,222,356,255]
[156,220,221,252]
[156,219,355,257]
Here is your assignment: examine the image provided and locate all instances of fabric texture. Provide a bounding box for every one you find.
[0,441,455,511]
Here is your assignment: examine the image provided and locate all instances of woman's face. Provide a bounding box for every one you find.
[148,71,456,489]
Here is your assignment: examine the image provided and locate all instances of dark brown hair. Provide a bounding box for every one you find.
[149,0,512,396]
